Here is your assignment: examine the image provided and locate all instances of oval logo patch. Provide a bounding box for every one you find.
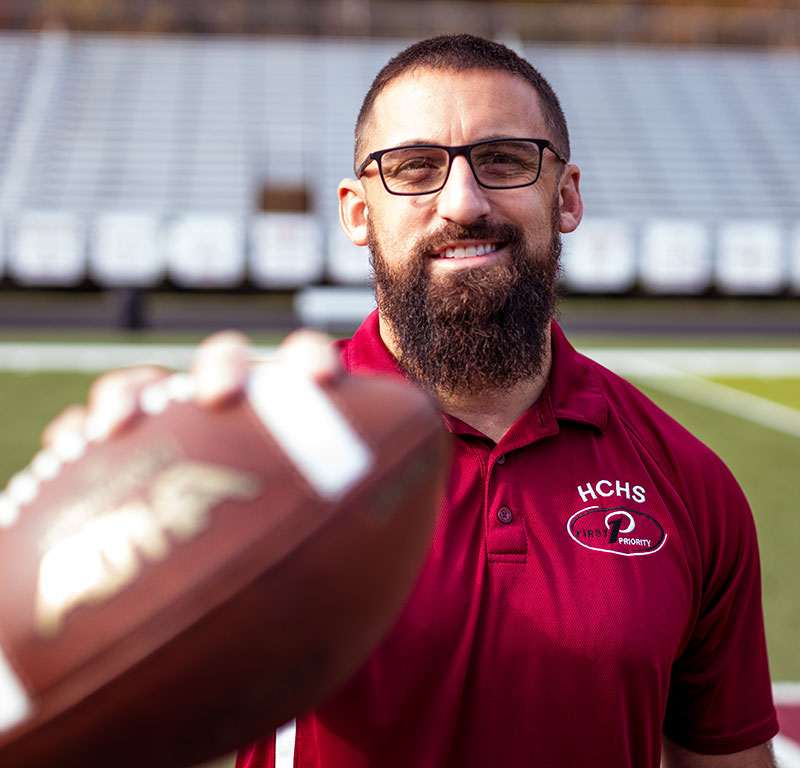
[567,506,666,556]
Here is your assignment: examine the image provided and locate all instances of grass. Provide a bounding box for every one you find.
[707,377,800,411]
[0,371,95,483]
[634,378,800,681]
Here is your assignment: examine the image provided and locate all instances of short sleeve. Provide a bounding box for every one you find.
[662,457,779,753]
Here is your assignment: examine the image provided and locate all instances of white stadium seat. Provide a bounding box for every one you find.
[166,214,245,288]
[327,226,371,285]
[561,218,636,293]
[249,213,324,288]
[715,221,787,295]
[89,212,164,287]
[639,219,712,294]
[790,224,800,296]
[8,211,85,286]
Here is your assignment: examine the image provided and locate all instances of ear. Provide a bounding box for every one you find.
[557,164,583,234]
[338,177,369,246]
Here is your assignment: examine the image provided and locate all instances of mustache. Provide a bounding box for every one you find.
[413,221,523,257]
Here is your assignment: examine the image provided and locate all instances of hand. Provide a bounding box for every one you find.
[41,329,341,450]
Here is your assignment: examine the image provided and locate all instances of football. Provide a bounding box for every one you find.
[0,361,450,768]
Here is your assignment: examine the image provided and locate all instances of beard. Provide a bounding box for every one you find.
[368,205,562,398]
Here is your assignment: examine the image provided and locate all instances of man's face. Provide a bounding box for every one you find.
[344,67,582,395]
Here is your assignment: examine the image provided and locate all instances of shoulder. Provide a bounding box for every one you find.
[584,354,745,510]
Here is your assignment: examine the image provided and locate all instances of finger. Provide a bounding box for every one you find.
[41,404,88,450]
[86,364,169,440]
[277,329,342,385]
[192,330,252,408]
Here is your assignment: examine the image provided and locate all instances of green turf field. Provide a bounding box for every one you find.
[633,377,800,682]
[1,350,798,686]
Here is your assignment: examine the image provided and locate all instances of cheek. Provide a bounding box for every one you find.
[515,196,560,239]
[369,204,427,260]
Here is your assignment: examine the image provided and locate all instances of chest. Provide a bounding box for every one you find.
[409,429,698,680]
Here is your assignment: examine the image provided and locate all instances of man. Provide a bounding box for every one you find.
[48,34,778,767]
[236,35,778,767]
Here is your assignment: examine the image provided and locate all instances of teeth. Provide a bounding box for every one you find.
[441,243,495,259]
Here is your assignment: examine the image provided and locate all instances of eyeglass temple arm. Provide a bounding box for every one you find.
[356,154,376,178]
[547,143,568,164]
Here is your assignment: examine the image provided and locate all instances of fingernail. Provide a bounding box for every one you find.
[31,450,61,482]
[196,366,239,406]
[52,430,87,463]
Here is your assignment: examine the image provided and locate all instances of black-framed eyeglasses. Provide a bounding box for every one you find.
[357,138,567,196]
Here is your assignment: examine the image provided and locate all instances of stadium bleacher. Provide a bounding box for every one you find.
[0,30,798,317]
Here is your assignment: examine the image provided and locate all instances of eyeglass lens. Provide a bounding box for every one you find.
[379,140,543,194]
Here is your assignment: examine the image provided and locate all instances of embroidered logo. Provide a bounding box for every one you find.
[567,506,667,556]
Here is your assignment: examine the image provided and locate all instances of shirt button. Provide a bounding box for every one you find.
[497,507,513,524]
[496,454,506,465]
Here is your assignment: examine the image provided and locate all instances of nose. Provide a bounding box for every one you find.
[434,155,491,224]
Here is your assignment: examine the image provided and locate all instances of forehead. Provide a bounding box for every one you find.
[366,67,547,149]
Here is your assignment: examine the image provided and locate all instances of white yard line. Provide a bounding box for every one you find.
[0,343,273,372]
[773,684,800,767]
[587,348,800,379]
[585,349,800,441]
[0,343,196,372]
[635,370,800,440]
[774,734,800,768]
[775,683,800,706]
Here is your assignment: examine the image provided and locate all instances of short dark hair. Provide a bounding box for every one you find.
[354,34,570,170]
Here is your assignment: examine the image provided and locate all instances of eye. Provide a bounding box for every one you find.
[384,150,443,177]
[472,142,541,183]
[393,157,439,176]
[484,152,522,166]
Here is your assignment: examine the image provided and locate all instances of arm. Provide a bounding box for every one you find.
[662,735,776,768]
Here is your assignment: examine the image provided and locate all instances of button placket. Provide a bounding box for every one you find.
[485,447,527,561]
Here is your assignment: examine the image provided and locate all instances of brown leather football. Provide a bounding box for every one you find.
[0,362,449,768]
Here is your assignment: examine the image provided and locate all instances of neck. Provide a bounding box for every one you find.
[379,316,552,443]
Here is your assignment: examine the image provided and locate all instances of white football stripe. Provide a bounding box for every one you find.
[246,363,373,501]
[275,719,296,768]
[0,645,32,732]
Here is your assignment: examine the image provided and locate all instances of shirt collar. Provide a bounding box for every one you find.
[335,309,403,377]
[548,320,608,433]
[337,310,608,438]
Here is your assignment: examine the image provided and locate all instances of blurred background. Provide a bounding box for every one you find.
[0,2,799,764]
[0,0,798,333]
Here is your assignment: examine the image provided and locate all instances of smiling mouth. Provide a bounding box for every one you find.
[433,242,503,260]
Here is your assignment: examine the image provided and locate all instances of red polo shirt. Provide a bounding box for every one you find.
[237,311,778,768]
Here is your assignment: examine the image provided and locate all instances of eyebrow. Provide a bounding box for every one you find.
[380,135,534,149]
[383,139,437,148]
